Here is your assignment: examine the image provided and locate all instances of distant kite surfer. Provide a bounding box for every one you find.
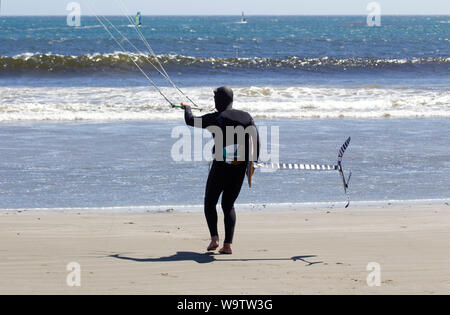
[182,87,260,254]
[136,12,142,26]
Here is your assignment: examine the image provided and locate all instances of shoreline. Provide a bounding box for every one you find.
[0,198,449,214]
[1,204,449,294]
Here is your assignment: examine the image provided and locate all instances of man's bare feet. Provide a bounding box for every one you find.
[207,236,219,251]
[218,243,232,255]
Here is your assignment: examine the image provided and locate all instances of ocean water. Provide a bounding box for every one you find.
[0,15,449,120]
[0,15,449,210]
[0,119,449,210]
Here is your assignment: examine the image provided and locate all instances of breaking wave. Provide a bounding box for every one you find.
[1,53,449,74]
[0,85,448,121]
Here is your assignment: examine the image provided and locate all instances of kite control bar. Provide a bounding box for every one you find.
[171,103,203,111]
[254,137,352,208]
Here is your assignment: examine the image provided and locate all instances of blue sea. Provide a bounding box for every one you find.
[0,15,449,210]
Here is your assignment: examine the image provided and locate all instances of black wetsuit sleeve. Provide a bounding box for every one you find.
[184,107,218,129]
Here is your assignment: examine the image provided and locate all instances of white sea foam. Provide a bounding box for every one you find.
[0,85,449,121]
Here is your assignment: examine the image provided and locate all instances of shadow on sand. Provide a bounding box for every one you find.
[109,251,323,266]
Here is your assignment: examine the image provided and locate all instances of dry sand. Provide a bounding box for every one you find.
[0,204,449,295]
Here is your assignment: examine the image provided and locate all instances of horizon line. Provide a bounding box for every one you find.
[0,14,449,17]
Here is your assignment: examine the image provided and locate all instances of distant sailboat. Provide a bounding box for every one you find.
[136,12,142,26]
[240,12,247,24]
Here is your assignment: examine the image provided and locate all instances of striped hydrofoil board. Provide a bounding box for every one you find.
[251,137,352,208]
[254,163,339,171]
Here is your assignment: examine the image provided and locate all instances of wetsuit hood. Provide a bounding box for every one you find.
[214,86,233,112]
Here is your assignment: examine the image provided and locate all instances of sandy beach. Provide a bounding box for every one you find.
[0,204,449,295]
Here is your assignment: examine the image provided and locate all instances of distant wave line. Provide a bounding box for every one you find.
[1,52,448,73]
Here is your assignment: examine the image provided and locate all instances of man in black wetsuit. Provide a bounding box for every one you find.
[182,86,259,254]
